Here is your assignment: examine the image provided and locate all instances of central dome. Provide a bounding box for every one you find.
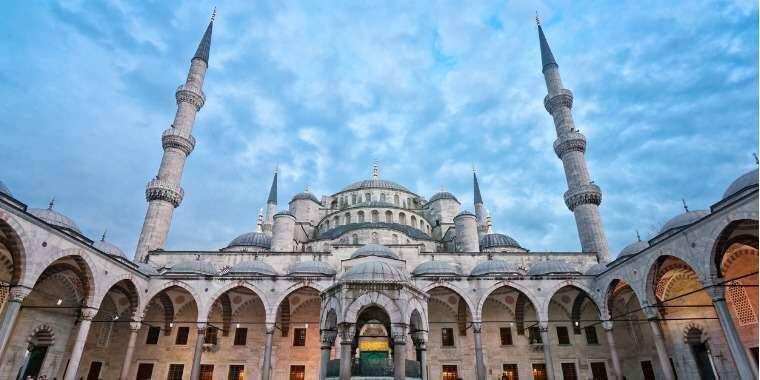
[340,179,411,193]
[350,244,399,259]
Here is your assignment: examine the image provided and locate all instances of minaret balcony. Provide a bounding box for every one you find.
[162,128,196,155]
[544,88,573,114]
[553,131,586,158]
[563,183,602,211]
[145,179,185,207]
[175,84,206,110]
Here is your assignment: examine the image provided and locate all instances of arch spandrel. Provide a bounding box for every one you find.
[93,276,143,319]
[200,281,272,321]
[421,282,474,320]
[142,280,204,320]
[475,281,542,321]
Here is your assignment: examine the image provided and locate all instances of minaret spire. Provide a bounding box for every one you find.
[263,167,278,235]
[473,168,487,238]
[538,20,609,261]
[135,13,215,262]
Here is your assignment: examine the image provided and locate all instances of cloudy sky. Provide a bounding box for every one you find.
[1,1,757,259]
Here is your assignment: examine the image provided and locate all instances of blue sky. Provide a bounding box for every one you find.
[0,1,757,259]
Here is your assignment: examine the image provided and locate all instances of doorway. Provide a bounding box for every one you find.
[20,345,48,379]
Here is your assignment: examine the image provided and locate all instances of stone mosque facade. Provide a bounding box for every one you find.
[0,13,757,380]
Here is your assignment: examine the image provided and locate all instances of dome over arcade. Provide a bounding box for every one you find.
[92,233,126,258]
[527,260,579,276]
[225,260,278,276]
[585,263,608,276]
[287,260,336,276]
[350,244,399,260]
[0,180,11,196]
[227,231,271,250]
[659,210,710,234]
[619,240,649,258]
[480,233,523,250]
[166,259,217,276]
[29,201,81,234]
[412,260,463,277]
[470,259,521,277]
[428,191,459,203]
[722,168,758,200]
[342,260,409,283]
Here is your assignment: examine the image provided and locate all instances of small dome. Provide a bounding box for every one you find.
[480,233,522,250]
[166,259,216,276]
[527,260,579,276]
[275,210,295,217]
[29,206,81,233]
[340,179,411,193]
[292,192,321,204]
[227,232,271,249]
[136,262,160,275]
[455,210,476,218]
[585,263,608,276]
[429,192,459,203]
[412,260,462,276]
[93,238,126,258]
[226,260,278,276]
[470,259,521,277]
[0,180,12,196]
[342,260,409,283]
[287,260,336,276]
[619,240,649,258]
[350,244,399,259]
[659,210,709,234]
[723,168,758,199]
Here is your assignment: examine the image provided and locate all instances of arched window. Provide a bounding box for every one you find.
[371,210,379,223]
[380,193,386,202]
[345,213,351,224]
[399,212,406,225]
[365,193,371,203]
[333,216,340,226]
[411,216,417,228]
[392,234,399,244]
[352,234,359,244]
[358,211,365,223]
[325,220,330,229]
[331,200,337,209]
[352,194,357,204]
[394,194,399,205]
[371,232,379,244]
[385,211,393,223]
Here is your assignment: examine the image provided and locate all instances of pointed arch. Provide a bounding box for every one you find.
[0,209,32,286]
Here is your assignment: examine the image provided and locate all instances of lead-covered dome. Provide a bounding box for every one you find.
[480,233,523,250]
[166,259,217,276]
[0,180,11,196]
[585,263,608,276]
[341,179,411,193]
[291,191,321,204]
[226,260,278,276]
[93,237,126,258]
[470,259,521,277]
[723,168,758,199]
[412,260,462,277]
[619,240,649,258]
[342,260,409,283]
[659,210,709,234]
[350,244,399,260]
[428,191,459,203]
[527,260,579,276]
[29,204,81,233]
[227,231,272,249]
[287,260,336,276]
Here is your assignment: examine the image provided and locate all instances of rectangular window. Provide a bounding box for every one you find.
[289,365,306,380]
[136,363,154,380]
[167,364,184,380]
[175,326,189,345]
[528,327,542,344]
[531,364,547,380]
[641,361,655,380]
[441,327,455,346]
[556,326,571,345]
[500,327,513,346]
[752,347,759,365]
[590,362,608,380]
[442,365,458,380]
[205,326,218,345]
[145,326,160,345]
[228,365,244,380]
[200,364,214,380]
[584,326,599,345]
[293,328,307,346]
[502,364,519,380]
[561,363,578,380]
[86,361,102,380]
[234,327,248,346]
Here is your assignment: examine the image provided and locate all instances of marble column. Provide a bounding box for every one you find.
[411,332,429,380]
[472,322,486,380]
[339,323,355,380]
[0,286,30,363]
[190,322,207,380]
[602,321,622,380]
[644,307,675,380]
[393,332,406,380]
[540,324,556,380]
[63,307,98,380]
[119,321,142,380]
[320,329,337,380]
[261,323,275,380]
[712,292,757,379]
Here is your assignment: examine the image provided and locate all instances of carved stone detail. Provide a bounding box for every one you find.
[564,184,602,211]
[175,84,205,110]
[145,179,184,207]
[162,128,196,156]
[9,286,31,303]
[544,88,574,114]
[553,132,587,158]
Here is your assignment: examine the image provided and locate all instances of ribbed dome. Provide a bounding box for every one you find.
[723,168,758,199]
[527,260,579,276]
[0,181,11,196]
[93,239,126,258]
[227,232,271,249]
[166,260,217,276]
[585,263,608,276]
[29,207,81,233]
[350,244,399,259]
[341,179,411,193]
[292,192,321,204]
[342,260,409,282]
[619,240,649,258]
[287,261,336,276]
[470,259,521,277]
[659,210,709,234]
[429,191,459,203]
[412,260,462,276]
[480,233,522,250]
[226,260,278,276]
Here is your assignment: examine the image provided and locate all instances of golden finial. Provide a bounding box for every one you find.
[256,208,264,232]
[486,211,493,233]
[210,7,217,22]
[372,160,379,179]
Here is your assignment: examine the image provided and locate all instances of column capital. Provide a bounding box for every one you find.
[338,322,355,343]
[265,322,277,335]
[471,321,483,333]
[196,321,208,331]
[8,285,32,303]
[129,321,143,331]
[601,320,614,331]
[320,329,337,348]
[538,320,550,331]
[80,307,98,321]
[642,305,660,320]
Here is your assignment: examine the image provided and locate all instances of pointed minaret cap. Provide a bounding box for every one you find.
[193,8,215,64]
[473,169,483,205]
[536,13,557,71]
[267,167,278,204]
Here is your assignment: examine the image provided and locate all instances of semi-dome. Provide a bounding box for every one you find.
[428,191,459,203]
[227,231,271,249]
[93,237,126,258]
[340,179,411,193]
[0,180,11,196]
[480,233,522,250]
[166,259,217,276]
[342,260,409,283]
[226,260,278,276]
[291,191,321,204]
[659,210,709,234]
[350,244,399,260]
[722,168,758,199]
[287,260,336,276]
[29,205,81,233]
[585,263,608,276]
[470,259,521,277]
[412,260,462,276]
[527,260,579,276]
[619,240,649,258]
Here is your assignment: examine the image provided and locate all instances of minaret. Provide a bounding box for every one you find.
[473,169,487,238]
[134,11,215,261]
[263,168,278,235]
[537,17,609,261]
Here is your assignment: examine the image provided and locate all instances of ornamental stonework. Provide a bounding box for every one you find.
[563,183,602,211]
[145,179,185,207]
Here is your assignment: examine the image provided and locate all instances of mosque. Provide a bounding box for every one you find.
[0,11,757,380]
